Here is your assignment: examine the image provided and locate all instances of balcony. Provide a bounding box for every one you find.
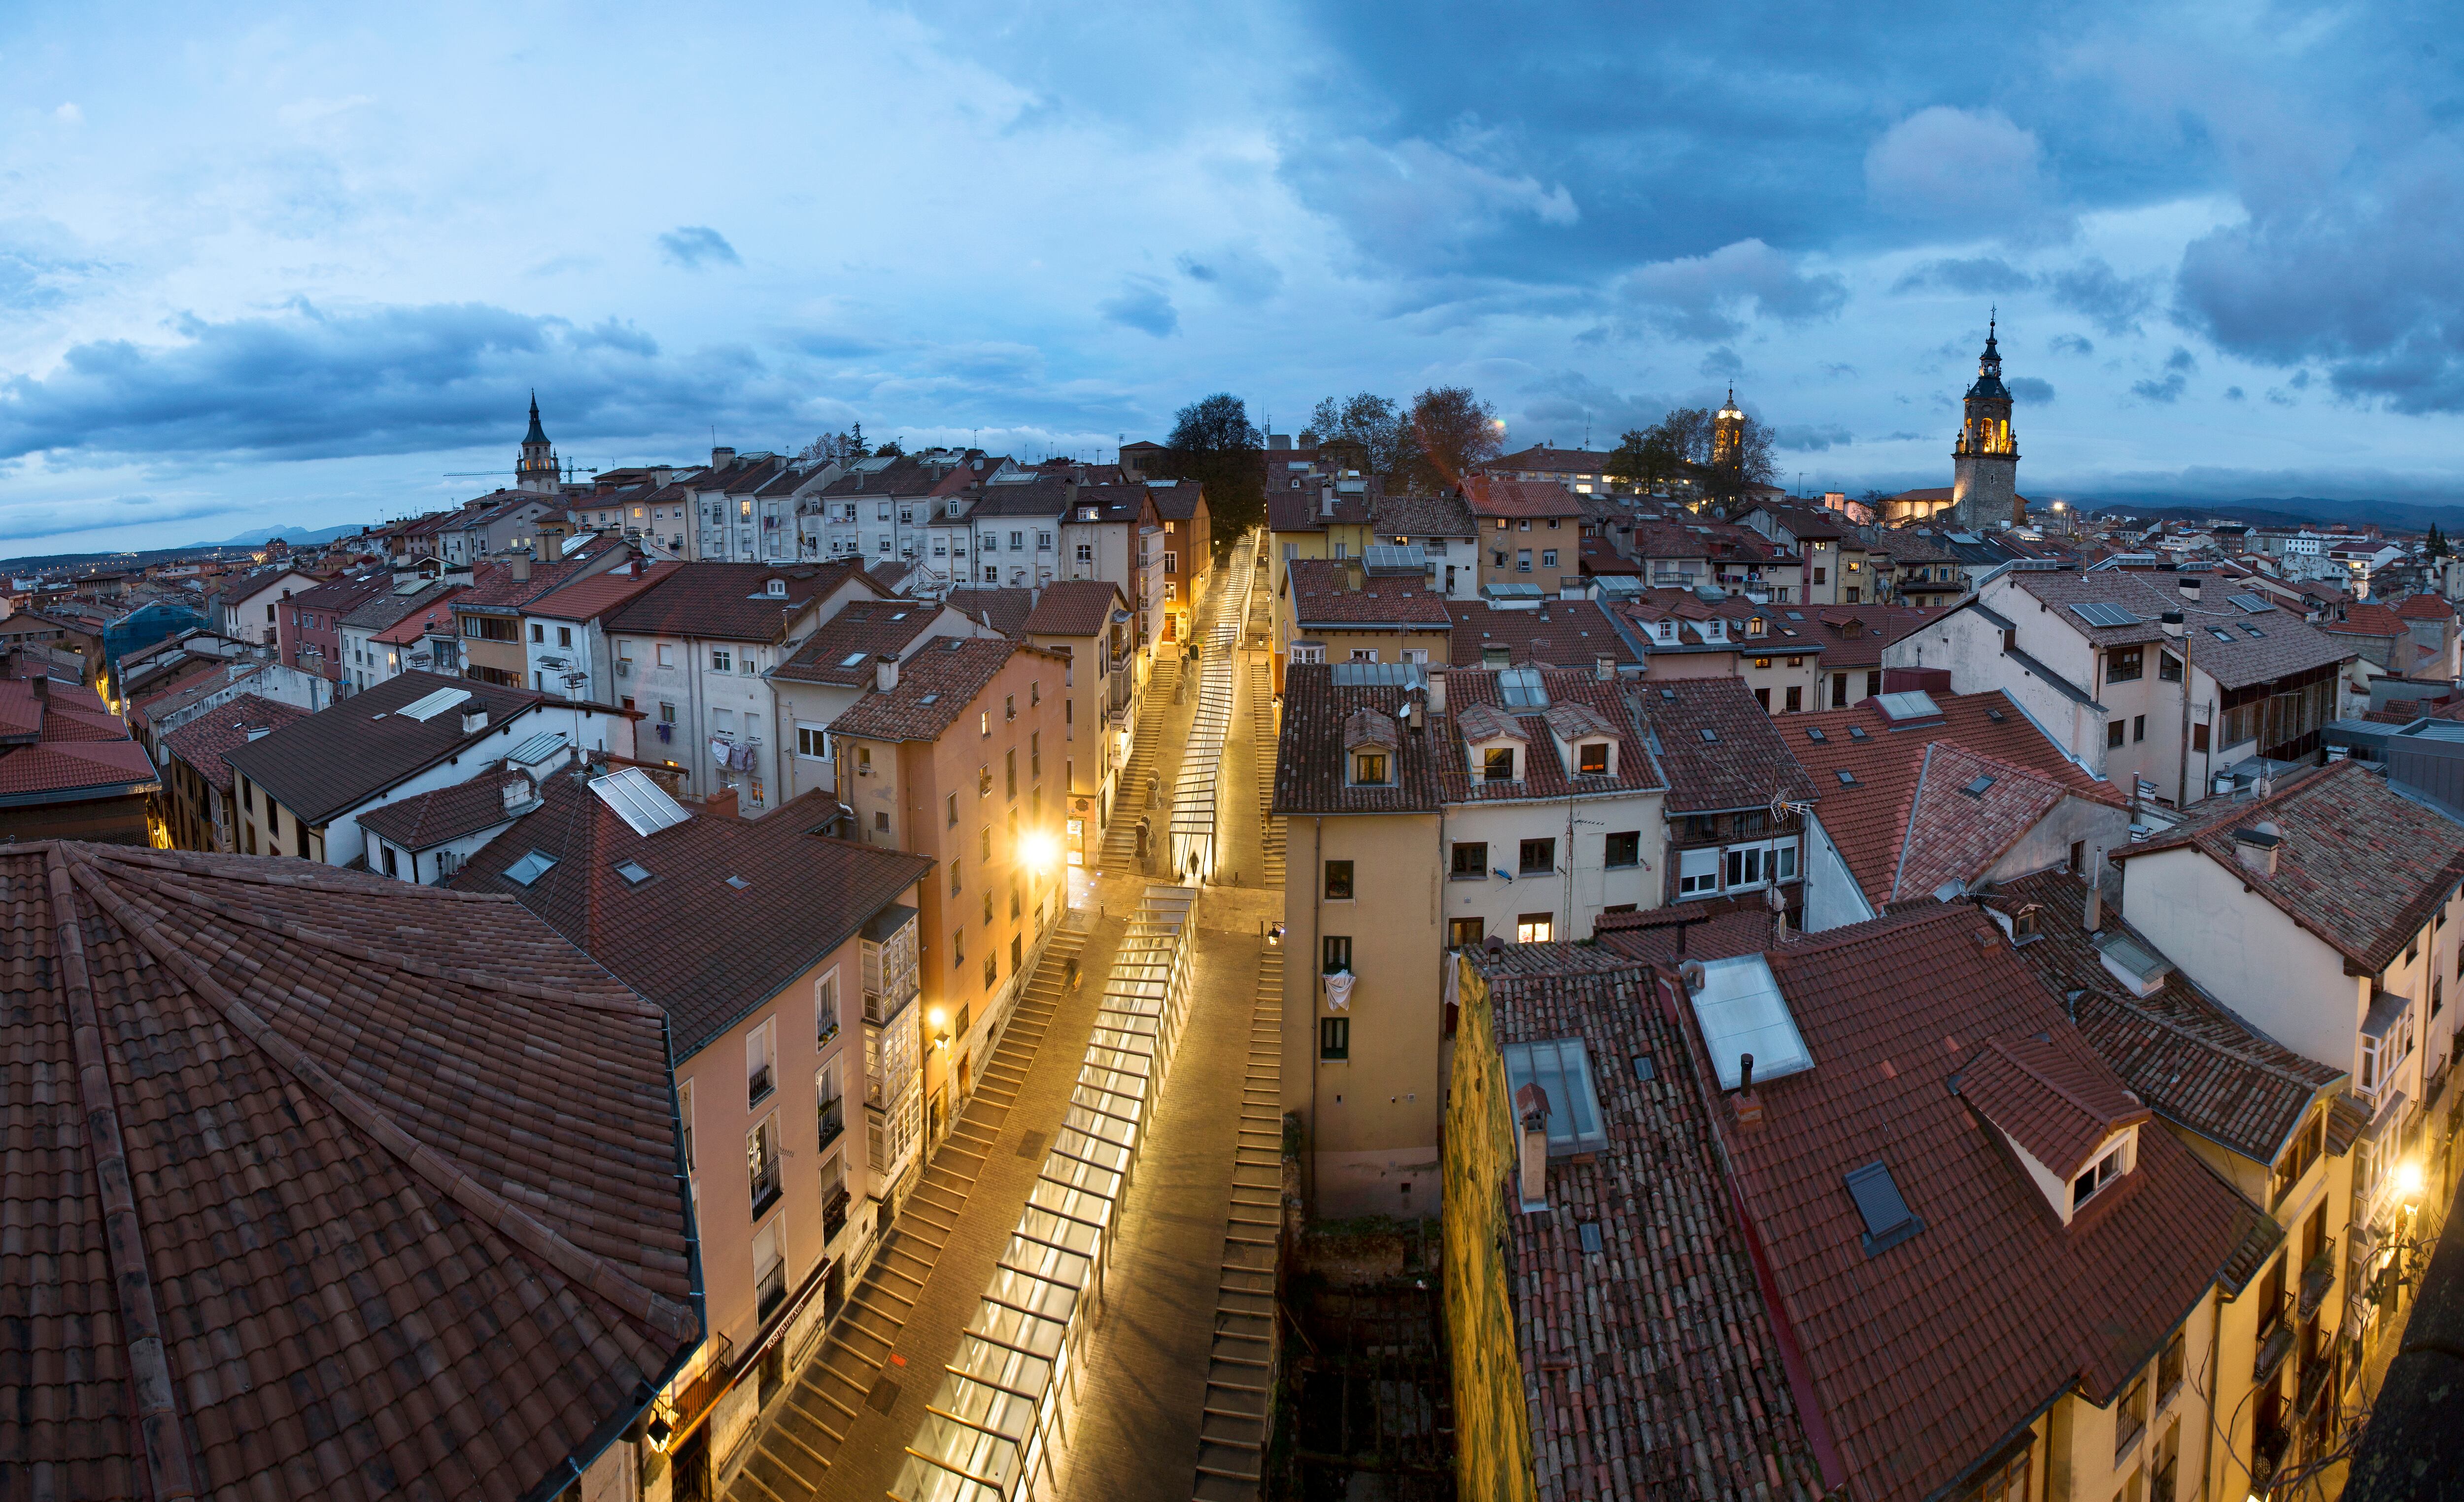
[2253,1297,2296,1384]
[819,1099,845,1152]
[2297,1239,2337,1320]
[2250,1422,2292,1489]
[749,1158,782,1223]
[748,1065,774,1108]
[823,1186,850,1242]
[2296,1353,2334,1418]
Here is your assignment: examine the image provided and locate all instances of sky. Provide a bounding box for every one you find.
[3,1,2464,555]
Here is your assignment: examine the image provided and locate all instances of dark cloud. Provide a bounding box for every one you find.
[2131,372,2187,403]
[657,226,740,270]
[1891,257,2035,296]
[1864,108,2072,243]
[2047,258,2157,336]
[1621,239,1846,342]
[1699,345,1745,379]
[2225,385,2246,401]
[2048,333,2094,357]
[1174,245,1283,305]
[1096,279,1178,337]
[1774,423,1851,451]
[2007,376,2054,404]
[1514,372,1675,442]
[0,299,806,463]
[2163,345,2197,374]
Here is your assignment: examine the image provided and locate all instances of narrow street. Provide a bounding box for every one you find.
[721,533,1284,1502]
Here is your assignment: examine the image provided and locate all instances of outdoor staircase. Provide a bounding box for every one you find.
[1191,941,1285,1500]
[1249,658,1283,890]
[1099,659,1177,872]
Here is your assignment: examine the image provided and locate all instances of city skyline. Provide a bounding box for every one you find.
[2,2,2461,554]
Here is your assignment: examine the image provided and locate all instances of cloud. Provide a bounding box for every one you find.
[1892,257,2036,297]
[1621,239,1847,341]
[657,226,741,270]
[2049,333,2094,357]
[1514,372,1676,440]
[2007,376,2054,404]
[1774,423,1851,452]
[1699,345,1745,379]
[1864,107,2070,241]
[1281,134,1577,272]
[1097,279,1178,337]
[2163,345,2197,374]
[2048,258,2158,336]
[53,103,81,127]
[2131,372,2188,403]
[2225,385,2246,401]
[1174,244,1283,305]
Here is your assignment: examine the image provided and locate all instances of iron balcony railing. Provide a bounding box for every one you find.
[2253,1293,2296,1384]
[2297,1238,2338,1320]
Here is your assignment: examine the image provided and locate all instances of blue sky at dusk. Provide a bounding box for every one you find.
[2,2,2461,553]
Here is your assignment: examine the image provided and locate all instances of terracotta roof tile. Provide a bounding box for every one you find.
[1445,599,1635,668]
[2005,570,2353,690]
[942,587,1038,638]
[527,560,681,622]
[1271,665,1443,816]
[606,560,875,642]
[1638,677,1819,814]
[1022,580,1126,638]
[773,599,955,685]
[223,670,556,823]
[827,637,1030,743]
[1436,670,1664,803]
[1285,558,1452,628]
[356,767,533,851]
[1462,475,1583,519]
[159,693,311,795]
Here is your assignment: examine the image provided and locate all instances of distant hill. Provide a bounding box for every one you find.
[185,521,374,548]
[2076,495,2464,533]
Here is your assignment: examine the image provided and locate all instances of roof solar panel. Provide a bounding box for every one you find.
[2227,593,2275,613]
[589,767,691,837]
[2069,602,2140,628]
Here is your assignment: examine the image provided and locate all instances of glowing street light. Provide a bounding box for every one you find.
[1018,829,1061,874]
[2399,1159,2426,1215]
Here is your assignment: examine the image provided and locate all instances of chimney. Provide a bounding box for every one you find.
[1732,1052,1764,1128]
[1405,688,1426,731]
[1345,557,1365,593]
[1321,486,1336,519]
[1596,656,1615,681]
[705,786,739,820]
[2084,882,2103,932]
[2233,823,2282,876]
[244,725,270,742]
[2179,574,2201,599]
[461,707,488,735]
[2160,609,2184,638]
[30,673,46,702]
[1515,1083,1551,1206]
[510,551,531,582]
[876,656,899,692]
[712,445,736,469]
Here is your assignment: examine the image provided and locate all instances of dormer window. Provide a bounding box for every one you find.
[1353,751,1390,785]
[1656,620,1675,641]
[1484,747,1516,783]
[2072,1139,2130,1212]
[1577,741,1608,776]
[1746,616,1766,637]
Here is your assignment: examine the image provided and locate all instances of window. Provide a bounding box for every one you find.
[748,1113,782,1218]
[1483,746,1516,783]
[1517,549,1533,572]
[1324,860,1355,900]
[2158,1329,2185,1403]
[1353,751,1390,785]
[679,1079,695,1171]
[1322,935,1352,974]
[1451,841,1488,878]
[948,793,959,827]
[2192,722,2209,752]
[2107,719,2126,749]
[1604,831,1641,868]
[2073,1139,2126,1211]
[1577,741,1608,776]
[1516,913,1554,943]
[1519,838,1555,875]
[1541,549,1557,568]
[712,648,732,672]
[2132,714,2146,743]
[1678,846,1718,895]
[1005,693,1016,721]
[753,1217,786,1319]
[1449,917,1485,947]
[1755,687,1771,710]
[1349,648,1377,663]
[1784,685,1803,713]
[529,623,545,643]
[984,954,997,989]
[797,724,829,760]
[747,1018,778,1106]
[2108,646,2145,683]
[2115,1370,2149,1460]
[1319,1017,1350,1060]
[816,971,839,1043]
[658,643,674,667]
[1006,749,1017,798]
[2159,652,2182,682]
[951,857,963,895]
[980,764,992,797]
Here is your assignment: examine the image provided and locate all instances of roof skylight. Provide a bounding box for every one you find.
[503,849,558,887]
[589,768,691,837]
[615,860,653,885]
[1845,1161,1923,1256]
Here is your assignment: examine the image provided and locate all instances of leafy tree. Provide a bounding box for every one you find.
[1403,385,1503,491]
[874,438,905,458]
[1302,393,1410,481]
[1606,426,1685,491]
[2430,522,2450,559]
[798,422,872,464]
[1163,392,1266,536]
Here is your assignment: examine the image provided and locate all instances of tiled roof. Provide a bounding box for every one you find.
[1745,503,1845,542]
[1445,600,1636,668]
[1958,1031,2150,1180]
[2394,594,2455,621]
[451,554,607,615]
[372,587,467,644]
[2004,570,2353,690]
[1266,479,1373,533]
[1994,869,2346,1162]
[1285,558,1452,628]
[224,670,554,823]
[527,559,680,622]
[1023,580,1125,637]
[339,578,465,632]
[1638,677,1819,814]
[1462,475,1583,518]
[0,671,159,801]
[1271,664,1442,816]
[356,767,533,850]
[1434,670,1664,804]
[1786,691,2122,905]
[2,842,696,1501]
[943,586,1038,638]
[2116,760,2464,975]
[1801,606,1938,670]
[1862,529,1961,565]
[1488,444,1616,476]
[1369,491,1478,538]
[1466,946,1826,1500]
[286,570,391,614]
[454,776,932,1052]
[159,693,311,795]
[827,637,1024,743]
[2322,603,2404,639]
[607,559,873,642]
[1146,479,1204,520]
[817,453,953,498]
[1703,906,2279,1502]
[773,599,952,685]
[1592,903,1773,961]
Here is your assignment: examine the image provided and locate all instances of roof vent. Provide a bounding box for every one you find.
[2096,931,2173,997]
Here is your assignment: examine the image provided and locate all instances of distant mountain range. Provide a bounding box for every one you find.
[2076,495,2464,533]
[184,521,374,548]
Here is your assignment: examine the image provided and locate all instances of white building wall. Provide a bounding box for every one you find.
[1802,814,1875,932]
[1438,790,1664,942]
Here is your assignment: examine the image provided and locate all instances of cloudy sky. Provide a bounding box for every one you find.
[1,1,2460,555]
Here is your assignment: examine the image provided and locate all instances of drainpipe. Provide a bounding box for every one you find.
[1307,815,1324,1213]
[2177,641,2193,810]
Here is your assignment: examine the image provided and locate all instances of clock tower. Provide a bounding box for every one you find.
[1951,317,2021,528]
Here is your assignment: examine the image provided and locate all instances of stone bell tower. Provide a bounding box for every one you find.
[516,391,560,495]
[1951,316,2021,528]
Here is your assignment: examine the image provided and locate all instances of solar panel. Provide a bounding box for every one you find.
[590,767,691,837]
[2228,593,2275,614]
[397,685,473,721]
[1844,1161,1922,1255]
[1687,955,1814,1092]
[2069,602,2140,628]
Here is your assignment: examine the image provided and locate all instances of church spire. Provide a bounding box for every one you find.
[517,392,559,494]
[523,390,549,447]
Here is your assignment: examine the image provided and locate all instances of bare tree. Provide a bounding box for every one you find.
[1301,393,1410,481]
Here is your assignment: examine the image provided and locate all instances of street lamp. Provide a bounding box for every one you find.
[1018,829,1061,874]
[2398,1159,2426,1216]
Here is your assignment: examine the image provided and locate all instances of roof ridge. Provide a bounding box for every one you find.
[83,843,512,901]
[45,848,203,1501]
[1886,741,1937,901]
[2076,983,2338,1091]
[62,848,696,1344]
[1979,1034,2143,1130]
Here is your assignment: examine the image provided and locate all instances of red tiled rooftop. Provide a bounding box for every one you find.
[159,693,311,796]
[1285,558,1452,628]
[826,636,1032,743]
[1462,475,1583,518]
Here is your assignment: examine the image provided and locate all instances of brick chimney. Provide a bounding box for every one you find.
[1516,1082,1551,1207]
[1731,1052,1764,1129]
[705,787,740,819]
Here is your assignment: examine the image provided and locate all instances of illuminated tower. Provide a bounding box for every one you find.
[1951,317,2020,528]
[516,391,560,494]
[1711,386,1745,470]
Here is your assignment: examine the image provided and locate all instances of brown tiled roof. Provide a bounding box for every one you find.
[528,559,681,622]
[1800,605,1938,670]
[339,578,465,632]
[1434,670,1664,804]
[372,586,467,644]
[2323,602,2404,639]
[452,554,610,616]
[2394,594,2455,621]
[1023,580,1125,638]
[773,599,954,685]
[1700,906,2278,1502]
[1285,558,1451,628]
[1146,479,1204,520]
[1488,444,1616,476]
[607,560,875,642]
[453,776,932,1052]
[1266,478,1372,533]
[1369,491,1478,538]
[1462,475,1583,518]
[159,693,311,795]
[1271,664,1442,816]
[1445,600,1637,668]
[1885,743,2069,903]
[2005,569,2353,690]
[1995,868,2346,1162]
[3,842,696,1501]
[827,637,1027,742]
[224,670,554,823]
[287,570,391,614]
[2116,760,2464,975]
[1958,1031,2151,1180]
[356,767,533,850]
[1638,677,1818,814]
[0,669,159,800]
[1786,691,2123,904]
[1593,904,1774,961]
[1745,503,1845,542]
[942,586,1037,638]
[1465,945,1825,1500]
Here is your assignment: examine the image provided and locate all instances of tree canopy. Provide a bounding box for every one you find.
[1163,392,1265,537]
[1407,386,1503,490]
[1602,405,1778,506]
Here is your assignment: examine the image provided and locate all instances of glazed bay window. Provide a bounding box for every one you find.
[748,1113,783,1220]
[1451,841,1488,879]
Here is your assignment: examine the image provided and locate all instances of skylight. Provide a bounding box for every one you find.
[1502,1037,1608,1158]
[615,860,653,885]
[1837,769,1857,785]
[1874,689,1941,722]
[2210,628,2235,642]
[2070,602,2140,628]
[1806,727,1827,742]
[1848,726,1868,740]
[1845,1161,1923,1256]
[503,849,558,887]
[1699,728,1717,743]
[2243,624,2265,638]
[1963,775,1997,796]
[589,767,690,837]
[727,875,751,890]
[1498,667,1548,709]
[398,685,474,722]
[1687,954,1814,1091]
[840,651,869,667]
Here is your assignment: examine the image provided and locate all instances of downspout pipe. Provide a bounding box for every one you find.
[1308,815,1324,1213]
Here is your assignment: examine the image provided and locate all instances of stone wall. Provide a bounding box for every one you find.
[1440,958,1538,1502]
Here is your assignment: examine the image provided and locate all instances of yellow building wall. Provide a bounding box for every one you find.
[1441,956,1540,1502]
